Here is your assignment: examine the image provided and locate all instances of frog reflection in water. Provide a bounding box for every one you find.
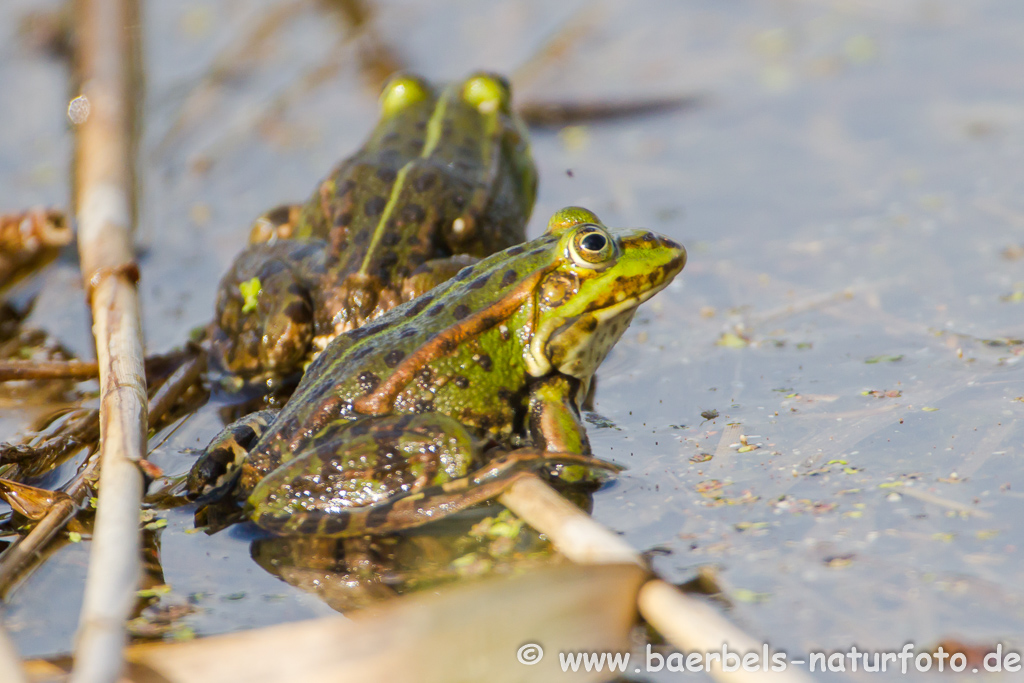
[187,207,686,536]
[211,72,537,384]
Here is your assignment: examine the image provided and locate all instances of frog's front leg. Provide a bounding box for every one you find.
[186,409,278,499]
[247,204,303,244]
[210,240,326,379]
[400,254,480,301]
[527,375,591,454]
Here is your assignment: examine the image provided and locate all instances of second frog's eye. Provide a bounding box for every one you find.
[380,74,431,117]
[461,73,512,114]
[568,225,617,269]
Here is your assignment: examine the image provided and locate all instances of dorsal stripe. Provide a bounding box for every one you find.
[357,92,450,276]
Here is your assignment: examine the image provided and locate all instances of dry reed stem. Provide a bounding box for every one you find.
[499,476,814,683]
[68,0,146,681]
[0,360,100,381]
[0,624,29,683]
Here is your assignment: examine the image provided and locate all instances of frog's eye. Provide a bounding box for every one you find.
[568,225,617,269]
[380,74,431,117]
[462,73,512,114]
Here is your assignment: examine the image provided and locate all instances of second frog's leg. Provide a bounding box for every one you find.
[247,204,303,244]
[186,409,278,500]
[210,240,327,379]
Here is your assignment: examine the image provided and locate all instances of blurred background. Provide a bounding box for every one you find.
[2,0,1024,679]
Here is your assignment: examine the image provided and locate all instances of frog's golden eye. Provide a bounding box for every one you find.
[380,74,431,117]
[568,225,617,269]
[462,73,511,114]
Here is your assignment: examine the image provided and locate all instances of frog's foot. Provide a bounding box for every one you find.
[185,409,278,501]
[211,240,327,380]
[249,447,619,538]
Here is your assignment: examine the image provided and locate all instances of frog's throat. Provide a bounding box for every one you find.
[526,293,647,380]
[351,269,549,415]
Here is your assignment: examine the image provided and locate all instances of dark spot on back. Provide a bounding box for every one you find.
[376,167,397,183]
[453,375,469,389]
[400,204,426,224]
[348,346,372,362]
[400,327,418,339]
[506,245,525,256]
[413,398,435,413]
[233,425,257,450]
[365,503,393,530]
[347,326,373,342]
[349,421,371,437]
[365,196,387,217]
[320,515,350,534]
[500,269,518,287]
[427,303,445,317]
[283,301,312,325]
[469,274,490,289]
[412,172,437,193]
[407,296,433,316]
[382,231,401,247]
[337,179,355,196]
[384,349,406,367]
[358,372,380,394]
[296,516,321,534]
[452,304,470,320]
[475,354,493,371]
[454,267,472,281]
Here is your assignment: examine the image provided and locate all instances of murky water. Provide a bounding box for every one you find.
[3,0,1024,679]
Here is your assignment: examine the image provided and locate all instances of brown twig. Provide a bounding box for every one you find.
[68,0,147,680]
[0,350,205,596]
[0,359,100,381]
[499,475,814,683]
[0,624,29,683]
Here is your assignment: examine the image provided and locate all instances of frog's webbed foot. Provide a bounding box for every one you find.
[185,409,278,501]
[400,254,479,301]
[249,446,619,538]
[211,240,327,380]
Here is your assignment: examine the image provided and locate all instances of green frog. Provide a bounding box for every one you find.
[187,207,686,536]
[212,72,538,383]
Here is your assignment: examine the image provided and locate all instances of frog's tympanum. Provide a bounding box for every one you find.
[187,207,685,537]
[211,72,537,383]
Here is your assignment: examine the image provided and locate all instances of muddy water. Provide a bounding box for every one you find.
[2,0,1024,679]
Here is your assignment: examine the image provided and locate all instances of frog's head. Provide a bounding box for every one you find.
[525,207,686,381]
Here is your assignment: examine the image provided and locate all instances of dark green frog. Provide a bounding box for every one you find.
[212,72,537,382]
[188,207,685,536]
